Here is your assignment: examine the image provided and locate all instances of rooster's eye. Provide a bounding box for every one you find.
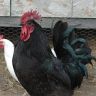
[27,22,31,25]
[27,19,35,26]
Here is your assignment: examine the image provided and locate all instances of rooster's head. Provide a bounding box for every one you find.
[20,10,41,41]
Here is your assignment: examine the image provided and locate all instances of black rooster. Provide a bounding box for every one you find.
[53,20,96,89]
[13,11,73,96]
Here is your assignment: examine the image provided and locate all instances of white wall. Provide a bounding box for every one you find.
[1,0,96,18]
[0,0,10,16]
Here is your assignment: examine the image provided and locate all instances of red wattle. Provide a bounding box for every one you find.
[20,25,34,41]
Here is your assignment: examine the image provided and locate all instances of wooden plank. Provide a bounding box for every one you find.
[0,17,96,28]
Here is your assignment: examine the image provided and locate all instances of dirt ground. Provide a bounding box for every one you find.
[0,49,96,96]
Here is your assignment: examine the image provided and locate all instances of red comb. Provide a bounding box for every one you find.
[21,10,41,24]
[0,35,4,39]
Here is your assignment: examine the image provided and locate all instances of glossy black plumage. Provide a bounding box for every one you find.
[53,21,89,89]
[13,20,73,96]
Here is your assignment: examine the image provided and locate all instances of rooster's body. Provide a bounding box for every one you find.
[12,11,72,96]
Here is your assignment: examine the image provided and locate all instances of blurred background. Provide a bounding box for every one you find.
[0,0,96,96]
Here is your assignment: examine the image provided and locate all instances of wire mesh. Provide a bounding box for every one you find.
[0,27,96,56]
[0,27,52,43]
[75,29,96,57]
